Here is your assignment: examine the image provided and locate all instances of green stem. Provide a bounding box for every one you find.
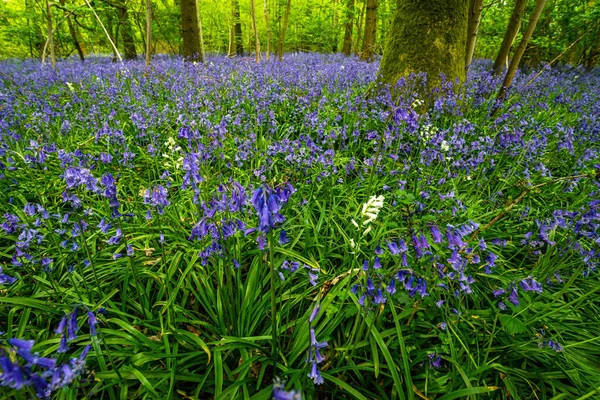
[268,232,278,373]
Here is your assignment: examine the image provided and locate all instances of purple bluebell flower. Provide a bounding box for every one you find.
[272,378,301,400]
[279,230,289,245]
[428,353,442,369]
[520,276,543,293]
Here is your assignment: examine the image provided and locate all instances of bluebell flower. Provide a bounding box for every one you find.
[0,267,16,285]
[428,353,442,369]
[430,225,443,244]
[272,378,301,400]
[279,230,289,245]
[373,257,382,269]
[520,276,543,293]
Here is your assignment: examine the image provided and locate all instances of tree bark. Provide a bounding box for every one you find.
[197,0,206,61]
[465,0,483,68]
[584,28,600,71]
[342,0,355,56]
[378,0,469,90]
[278,0,292,60]
[497,0,547,101]
[45,0,56,69]
[145,0,151,66]
[353,0,365,55]
[331,0,339,53]
[59,0,85,61]
[492,0,528,77]
[180,0,202,61]
[360,0,378,61]
[264,0,271,59]
[250,0,261,61]
[115,0,137,60]
[233,0,243,56]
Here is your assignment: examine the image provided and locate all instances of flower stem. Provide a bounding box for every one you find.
[269,232,278,373]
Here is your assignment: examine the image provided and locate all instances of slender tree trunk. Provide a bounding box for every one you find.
[523,0,553,66]
[229,0,235,56]
[249,0,261,61]
[354,0,365,55]
[342,0,354,56]
[59,0,85,61]
[116,0,136,60]
[278,0,292,60]
[146,0,151,66]
[465,0,483,68]
[105,5,117,60]
[497,0,547,101]
[197,0,206,61]
[378,0,470,90]
[233,0,243,55]
[331,0,339,52]
[360,0,378,61]
[180,0,202,61]
[45,0,56,69]
[492,0,528,77]
[263,0,271,59]
[585,28,600,71]
[84,0,122,61]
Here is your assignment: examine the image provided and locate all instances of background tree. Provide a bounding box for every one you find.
[250,0,260,61]
[378,0,470,89]
[492,0,528,76]
[465,0,484,68]
[360,0,378,61]
[278,0,292,60]
[342,0,355,55]
[497,0,547,101]
[180,0,202,61]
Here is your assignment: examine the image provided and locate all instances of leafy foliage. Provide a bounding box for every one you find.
[0,54,600,398]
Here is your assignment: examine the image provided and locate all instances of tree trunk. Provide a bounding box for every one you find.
[146,0,151,66]
[331,0,339,52]
[342,0,354,56]
[497,0,547,101]
[360,0,378,61]
[378,0,469,90]
[233,0,244,56]
[250,0,261,61]
[180,0,202,61]
[353,0,365,55]
[116,0,137,60]
[278,0,292,60]
[584,28,600,71]
[197,0,206,61]
[45,0,56,69]
[264,0,271,59]
[59,0,85,61]
[492,0,527,77]
[465,0,483,68]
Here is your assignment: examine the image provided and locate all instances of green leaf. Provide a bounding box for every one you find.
[499,314,528,335]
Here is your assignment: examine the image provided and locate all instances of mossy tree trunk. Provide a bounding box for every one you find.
[342,0,354,56]
[360,0,378,61]
[115,0,137,60]
[180,0,202,61]
[378,0,469,90]
[229,0,244,56]
[465,0,483,68]
[492,0,527,77]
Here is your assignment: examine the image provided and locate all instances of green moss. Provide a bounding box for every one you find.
[378,0,469,90]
